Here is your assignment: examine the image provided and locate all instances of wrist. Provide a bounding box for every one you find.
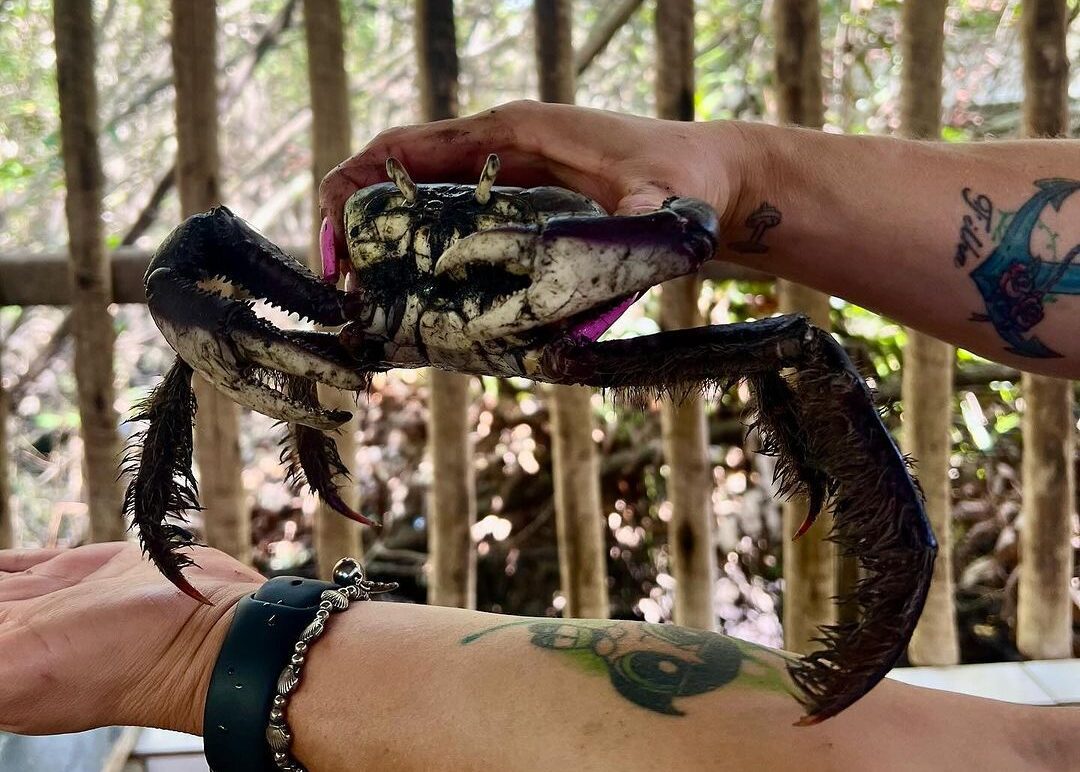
[122,581,258,735]
[702,120,766,241]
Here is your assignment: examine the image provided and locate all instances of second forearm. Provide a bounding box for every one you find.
[716,123,1080,376]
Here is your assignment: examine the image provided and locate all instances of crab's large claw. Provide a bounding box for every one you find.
[144,207,371,429]
[132,208,380,602]
[432,197,719,342]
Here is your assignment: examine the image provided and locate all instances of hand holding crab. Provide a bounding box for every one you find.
[128,148,935,725]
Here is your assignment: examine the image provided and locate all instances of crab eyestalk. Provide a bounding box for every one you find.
[474,153,500,205]
[385,156,418,203]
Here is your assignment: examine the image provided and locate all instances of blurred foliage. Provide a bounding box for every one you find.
[0,0,1078,657]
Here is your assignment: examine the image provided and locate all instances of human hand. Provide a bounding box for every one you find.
[319,100,747,259]
[0,542,262,736]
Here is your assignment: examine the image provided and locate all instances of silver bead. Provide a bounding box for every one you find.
[270,707,283,722]
[290,652,305,667]
[294,641,308,654]
[273,694,286,708]
[333,557,365,587]
[314,608,330,623]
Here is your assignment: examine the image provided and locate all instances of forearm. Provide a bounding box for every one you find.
[246,602,1057,772]
[717,123,1080,376]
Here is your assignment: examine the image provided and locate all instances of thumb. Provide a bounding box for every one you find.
[613,186,670,216]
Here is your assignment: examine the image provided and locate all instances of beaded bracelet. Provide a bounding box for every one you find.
[266,557,397,772]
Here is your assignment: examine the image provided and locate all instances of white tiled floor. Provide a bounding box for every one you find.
[1020,659,1080,704]
[886,661,1057,704]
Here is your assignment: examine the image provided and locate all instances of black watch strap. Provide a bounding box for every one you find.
[204,575,337,772]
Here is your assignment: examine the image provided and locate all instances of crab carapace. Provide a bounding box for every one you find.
[124,153,936,724]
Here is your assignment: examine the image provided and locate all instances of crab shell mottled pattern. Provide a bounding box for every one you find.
[340,182,628,376]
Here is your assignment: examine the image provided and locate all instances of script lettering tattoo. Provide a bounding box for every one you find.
[965,178,1080,358]
[728,202,782,254]
[954,188,993,267]
[462,619,792,716]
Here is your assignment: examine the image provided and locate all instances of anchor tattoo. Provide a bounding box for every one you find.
[968,178,1080,358]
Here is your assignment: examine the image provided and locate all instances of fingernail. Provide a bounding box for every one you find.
[320,217,339,283]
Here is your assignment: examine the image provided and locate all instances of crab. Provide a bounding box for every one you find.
[124,154,936,724]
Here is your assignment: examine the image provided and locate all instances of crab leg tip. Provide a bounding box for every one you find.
[791,517,815,541]
[175,575,214,606]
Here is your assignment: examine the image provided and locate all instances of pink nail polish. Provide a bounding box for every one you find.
[320,217,339,283]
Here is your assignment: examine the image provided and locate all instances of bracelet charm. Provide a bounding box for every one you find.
[267,557,397,772]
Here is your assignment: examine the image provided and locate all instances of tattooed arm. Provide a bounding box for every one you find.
[320,102,1080,375]
[723,124,1080,371]
[286,603,1069,771]
[1,543,1072,771]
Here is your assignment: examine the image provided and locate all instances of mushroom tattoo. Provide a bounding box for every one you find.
[124,154,936,724]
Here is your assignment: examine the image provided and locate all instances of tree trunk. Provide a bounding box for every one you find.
[53,0,125,543]
[415,0,477,609]
[772,0,838,652]
[575,0,646,77]
[1018,0,1075,660]
[304,0,363,578]
[171,0,249,563]
[0,368,11,549]
[899,0,959,666]
[655,0,717,631]
[533,0,610,620]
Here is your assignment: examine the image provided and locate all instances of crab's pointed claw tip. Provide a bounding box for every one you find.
[792,514,816,542]
[794,713,823,728]
[791,485,825,541]
[337,505,380,528]
[173,573,214,606]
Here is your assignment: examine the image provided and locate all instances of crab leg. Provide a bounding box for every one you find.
[537,314,937,725]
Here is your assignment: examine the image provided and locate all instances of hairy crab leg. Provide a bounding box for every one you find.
[120,359,210,604]
[536,314,937,725]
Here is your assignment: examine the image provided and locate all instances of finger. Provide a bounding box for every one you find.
[614,187,672,216]
[0,548,66,573]
[319,102,620,254]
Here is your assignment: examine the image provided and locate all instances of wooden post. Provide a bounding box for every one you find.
[533,0,610,620]
[0,357,11,549]
[415,0,477,609]
[53,0,126,543]
[654,0,717,631]
[899,0,959,666]
[304,0,362,578]
[1017,0,1075,660]
[772,0,838,652]
[171,0,249,563]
